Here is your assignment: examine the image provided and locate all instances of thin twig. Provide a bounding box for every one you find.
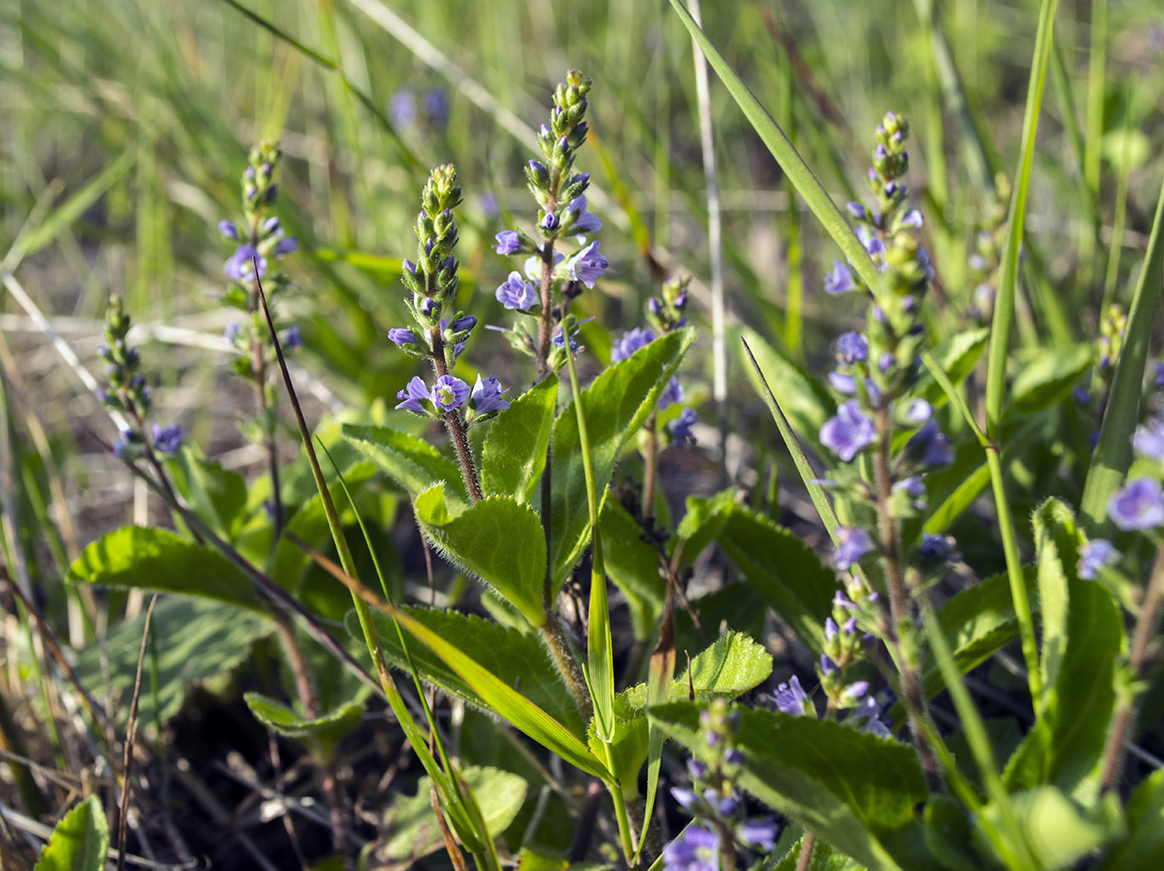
[117,594,157,871]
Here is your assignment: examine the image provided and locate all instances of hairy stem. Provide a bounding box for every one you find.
[873,408,941,791]
[643,412,659,520]
[540,611,594,724]
[1100,545,1164,793]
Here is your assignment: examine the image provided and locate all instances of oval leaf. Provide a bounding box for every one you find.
[34,796,108,871]
[414,486,547,627]
[244,693,364,746]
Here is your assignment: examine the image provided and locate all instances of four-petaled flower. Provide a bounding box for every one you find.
[1078,539,1118,580]
[833,526,874,570]
[836,331,868,364]
[820,400,876,461]
[431,375,470,411]
[662,825,720,871]
[566,194,602,237]
[611,327,656,362]
[1133,419,1164,462]
[1108,477,1164,531]
[823,260,856,295]
[657,377,684,410]
[495,272,539,311]
[568,241,608,288]
[151,423,184,454]
[470,374,510,414]
[493,231,523,255]
[395,376,430,413]
[773,675,810,717]
[671,409,698,447]
[224,245,266,281]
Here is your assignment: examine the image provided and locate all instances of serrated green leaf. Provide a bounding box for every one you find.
[68,526,263,610]
[599,499,665,642]
[33,796,108,871]
[1004,501,1122,796]
[737,329,835,456]
[375,766,527,866]
[74,597,272,724]
[650,703,925,871]
[414,486,547,627]
[165,447,249,542]
[244,693,363,746]
[344,606,585,737]
[593,632,772,798]
[550,328,695,588]
[1010,345,1094,415]
[716,504,834,651]
[481,374,558,503]
[1098,768,1164,870]
[914,328,990,408]
[674,488,738,568]
[768,835,867,871]
[342,422,468,509]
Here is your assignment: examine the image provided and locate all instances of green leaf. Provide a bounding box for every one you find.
[74,597,272,724]
[372,766,527,866]
[674,488,738,568]
[68,526,263,610]
[385,604,611,782]
[737,329,835,456]
[1081,179,1164,531]
[165,447,249,542]
[481,374,558,503]
[342,423,469,509]
[550,328,694,587]
[33,796,109,871]
[914,328,990,408]
[716,504,834,651]
[594,632,772,798]
[981,787,1123,871]
[650,703,926,871]
[1099,768,1164,870]
[244,693,364,747]
[1010,345,1095,415]
[769,835,867,870]
[414,485,547,627]
[923,797,982,871]
[1004,501,1122,796]
[345,606,586,737]
[599,499,665,642]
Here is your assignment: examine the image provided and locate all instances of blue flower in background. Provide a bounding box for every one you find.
[1108,478,1164,531]
[151,423,184,454]
[820,400,875,461]
[224,245,266,281]
[1077,539,1118,580]
[663,825,720,871]
[773,675,810,717]
[671,409,698,447]
[823,260,856,295]
[833,526,873,570]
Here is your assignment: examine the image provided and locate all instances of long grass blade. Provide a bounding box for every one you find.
[982,0,1062,704]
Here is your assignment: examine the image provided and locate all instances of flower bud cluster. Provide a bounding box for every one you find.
[965,174,1011,324]
[817,114,957,573]
[97,296,184,460]
[390,166,509,425]
[663,700,777,871]
[491,71,608,376]
[219,141,300,386]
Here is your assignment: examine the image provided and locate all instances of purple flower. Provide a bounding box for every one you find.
[431,375,470,411]
[857,226,886,262]
[774,675,810,716]
[663,826,720,871]
[828,371,857,394]
[423,87,449,126]
[283,325,302,349]
[224,323,240,342]
[670,787,701,815]
[1078,539,1118,580]
[820,400,876,461]
[388,328,418,346]
[540,212,560,232]
[274,236,298,256]
[850,696,892,739]
[823,260,856,295]
[470,374,510,414]
[151,423,185,454]
[1108,478,1164,531]
[1155,362,1164,388]
[567,194,602,236]
[402,258,417,276]
[395,376,429,413]
[1133,419,1164,462]
[907,420,955,466]
[658,377,685,411]
[833,526,874,570]
[224,245,266,281]
[447,315,476,334]
[846,202,867,220]
[611,327,656,362]
[495,272,538,310]
[493,231,522,255]
[836,331,868,364]
[568,241,608,288]
[736,818,778,853]
[900,209,924,228]
[218,220,239,239]
[389,89,417,127]
[918,533,954,561]
[671,409,698,447]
